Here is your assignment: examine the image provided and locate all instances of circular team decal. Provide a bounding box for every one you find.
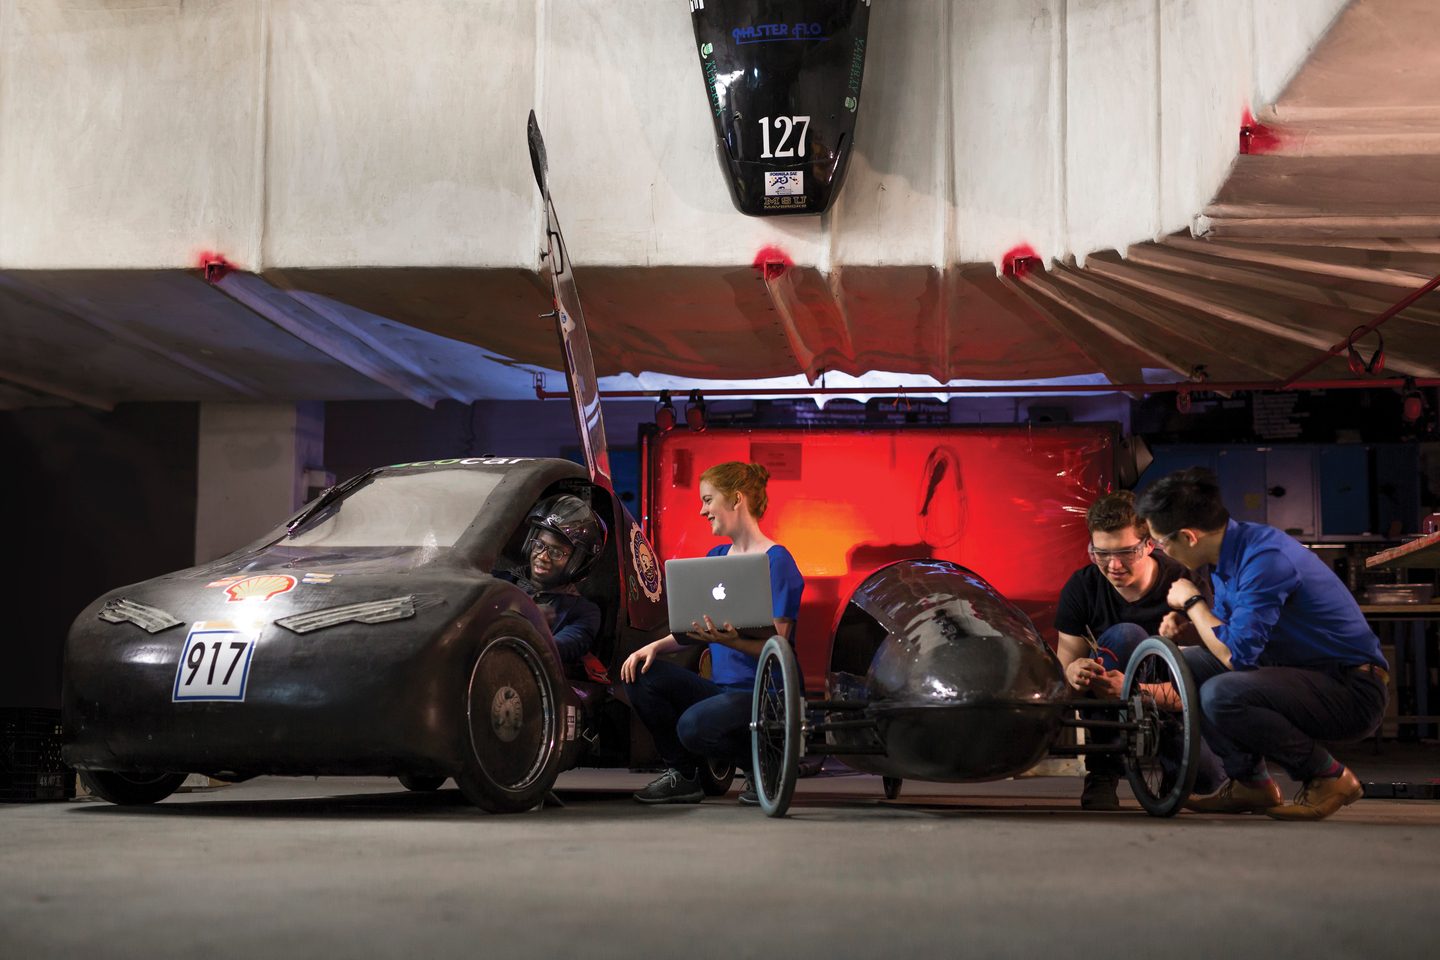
[628,524,662,603]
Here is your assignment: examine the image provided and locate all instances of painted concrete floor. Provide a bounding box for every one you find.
[3,755,1439,960]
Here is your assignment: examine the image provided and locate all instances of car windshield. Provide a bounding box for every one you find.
[281,469,505,549]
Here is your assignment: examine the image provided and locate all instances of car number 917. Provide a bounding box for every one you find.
[172,623,257,702]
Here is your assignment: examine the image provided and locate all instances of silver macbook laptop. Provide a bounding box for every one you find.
[665,553,773,640]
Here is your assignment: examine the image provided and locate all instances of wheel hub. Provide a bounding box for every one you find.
[490,686,524,742]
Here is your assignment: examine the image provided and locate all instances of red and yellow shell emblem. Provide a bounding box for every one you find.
[224,574,297,602]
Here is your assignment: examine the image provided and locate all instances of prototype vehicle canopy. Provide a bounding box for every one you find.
[690,0,871,216]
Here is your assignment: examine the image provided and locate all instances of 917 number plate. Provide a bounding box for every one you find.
[172,623,257,702]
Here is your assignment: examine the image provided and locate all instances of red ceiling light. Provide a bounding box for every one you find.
[1002,244,1040,278]
[685,389,707,432]
[198,251,233,284]
[752,245,793,281]
[655,390,676,434]
[1238,109,1281,155]
[1402,378,1426,425]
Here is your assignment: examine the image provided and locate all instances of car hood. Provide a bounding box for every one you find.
[73,561,494,643]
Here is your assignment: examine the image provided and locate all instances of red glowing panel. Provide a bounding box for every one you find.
[646,425,1114,678]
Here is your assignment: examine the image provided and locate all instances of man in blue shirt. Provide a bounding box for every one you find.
[1136,468,1388,820]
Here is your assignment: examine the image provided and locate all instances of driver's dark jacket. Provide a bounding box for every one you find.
[497,572,601,664]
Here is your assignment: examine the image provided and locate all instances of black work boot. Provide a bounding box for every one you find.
[1081,772,1121,811]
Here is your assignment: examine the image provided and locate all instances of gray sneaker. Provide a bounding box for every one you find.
[634,768,704,804]
[737,770,760,806]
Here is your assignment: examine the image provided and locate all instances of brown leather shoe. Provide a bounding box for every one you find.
[1184,778,1283,814]
[1265,768,1363,821]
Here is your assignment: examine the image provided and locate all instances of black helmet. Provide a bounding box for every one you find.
[523,494,606,580]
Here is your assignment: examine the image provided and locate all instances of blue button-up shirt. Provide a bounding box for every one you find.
[1211,519,1384,670]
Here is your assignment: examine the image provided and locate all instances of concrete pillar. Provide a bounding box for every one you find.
[195,402,325,563]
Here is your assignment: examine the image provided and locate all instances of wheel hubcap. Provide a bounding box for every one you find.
[467,637,555,792]
[491,686,524,742]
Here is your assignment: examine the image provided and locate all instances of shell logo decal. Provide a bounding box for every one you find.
[223,575,297,603]
[628,524,662,603]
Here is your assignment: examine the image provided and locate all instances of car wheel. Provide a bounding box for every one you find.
[751,636,802,817]
[883,776,903,800]
[1122,636,1200,818]
[397,774,447,792]
[79,770,188,805]
[455,616,566,813]
[696,757,736,797]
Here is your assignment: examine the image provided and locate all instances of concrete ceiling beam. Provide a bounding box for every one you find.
[0,273,264,398]
[0,366,113,410]
[283,291,473,405]
[1087,256,1440,379]
[1045,263,1292,381]
[998,275,1142,388]
[207,272,444,409]
[1159,236,1437,289]
[1123,244,1440,329]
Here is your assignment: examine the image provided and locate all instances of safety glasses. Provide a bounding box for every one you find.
[1087,541,1150,567]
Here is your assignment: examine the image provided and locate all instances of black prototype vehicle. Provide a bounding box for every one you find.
[746,561,1203,819]
[63,457,733,812]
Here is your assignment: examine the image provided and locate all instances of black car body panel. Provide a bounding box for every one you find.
[691,0,871,216]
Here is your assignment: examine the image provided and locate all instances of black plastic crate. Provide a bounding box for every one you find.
[0,708,76,802]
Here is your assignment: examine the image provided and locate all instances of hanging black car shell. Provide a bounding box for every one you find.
[690,0,872,216]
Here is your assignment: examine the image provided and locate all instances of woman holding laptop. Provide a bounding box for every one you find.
[621,461,805,805]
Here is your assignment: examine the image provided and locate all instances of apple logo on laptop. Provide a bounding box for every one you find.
[712,582,726,601]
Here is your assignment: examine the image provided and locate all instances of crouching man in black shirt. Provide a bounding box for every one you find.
[1055,491,1221,809]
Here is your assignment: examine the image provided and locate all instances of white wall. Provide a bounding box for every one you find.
[194,402,323,562]
[0,0,264,268]
[0,0,1348,272]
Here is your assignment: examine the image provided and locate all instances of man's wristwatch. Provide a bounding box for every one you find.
[1180,594,1206,614]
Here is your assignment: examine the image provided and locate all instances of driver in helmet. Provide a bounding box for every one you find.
[500,494,606,669]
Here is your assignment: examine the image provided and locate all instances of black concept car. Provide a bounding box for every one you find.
[63,457,730,812]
